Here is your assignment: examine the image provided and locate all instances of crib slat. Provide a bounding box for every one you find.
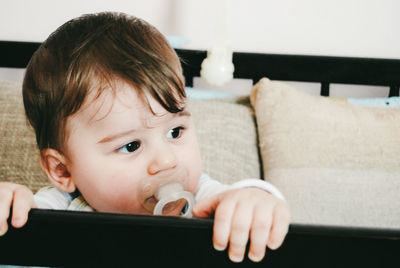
[320,82,330,96]
[389,85,399,97]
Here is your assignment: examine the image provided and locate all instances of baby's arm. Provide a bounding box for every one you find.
[0,182,36,235]
[193,178,290,263]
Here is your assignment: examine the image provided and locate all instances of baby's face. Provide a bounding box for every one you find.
[64,81,202,216]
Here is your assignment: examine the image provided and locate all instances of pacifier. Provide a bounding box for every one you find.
[153,182,195,218]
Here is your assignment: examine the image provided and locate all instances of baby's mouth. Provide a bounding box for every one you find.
[140,169,191,215]
[145,196,187,216]
[160,198,188,215]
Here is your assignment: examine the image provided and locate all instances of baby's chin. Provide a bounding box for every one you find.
[89,200,154,216]
[96,198,188,217]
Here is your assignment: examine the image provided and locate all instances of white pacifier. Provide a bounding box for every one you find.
[153,182,195,218]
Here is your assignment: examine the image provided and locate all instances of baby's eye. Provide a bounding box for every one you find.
[118,141,141,153]
[166,126,184,139]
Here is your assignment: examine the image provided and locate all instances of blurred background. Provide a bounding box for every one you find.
[1,0,399,96]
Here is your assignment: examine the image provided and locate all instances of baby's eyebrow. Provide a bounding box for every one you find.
[174,110,191,117]
[97,128,138,144]
[97,110,191,144]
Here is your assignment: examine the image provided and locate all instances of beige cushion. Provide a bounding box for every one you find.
[0,81,49,192]
[0,81,261,192]
[189,97,261,185]
[251,78,400,228]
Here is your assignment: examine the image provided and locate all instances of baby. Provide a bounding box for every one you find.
[0,12,290,263]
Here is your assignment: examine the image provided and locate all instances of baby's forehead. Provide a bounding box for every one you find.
[82,82,150,122]
[80,80,185,126]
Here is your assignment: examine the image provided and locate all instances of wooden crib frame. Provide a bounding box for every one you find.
[0,40,400,267]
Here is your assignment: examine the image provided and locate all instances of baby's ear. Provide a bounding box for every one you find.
[39,149,76,193]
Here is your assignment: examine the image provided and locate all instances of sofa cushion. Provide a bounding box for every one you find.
[250,78,400,228]
[188,97,261,185]
[0,81,49,192]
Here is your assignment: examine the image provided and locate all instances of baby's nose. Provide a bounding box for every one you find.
[147,146,177,175]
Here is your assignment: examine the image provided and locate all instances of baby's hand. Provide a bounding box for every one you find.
[0,182,36,236]
[193,187,290,263]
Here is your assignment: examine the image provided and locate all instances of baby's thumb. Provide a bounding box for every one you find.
[192,193,222,218]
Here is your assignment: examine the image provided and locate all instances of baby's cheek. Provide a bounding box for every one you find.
[89,180,138,212]
[187,169,202,194]
[99,191,141,213]
[186,147,202,191]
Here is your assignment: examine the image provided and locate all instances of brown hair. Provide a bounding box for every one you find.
[23,12,185,154]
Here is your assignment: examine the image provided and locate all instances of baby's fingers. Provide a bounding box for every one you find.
[0,183,15,235]
[212,197,237,253]
[248,204,273,262]
[267,202,290,250]
[12,185,36,228]
[227,202,253,263]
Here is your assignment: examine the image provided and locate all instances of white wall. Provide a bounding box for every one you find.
[1,0,399,59]
[1,0,399,97]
